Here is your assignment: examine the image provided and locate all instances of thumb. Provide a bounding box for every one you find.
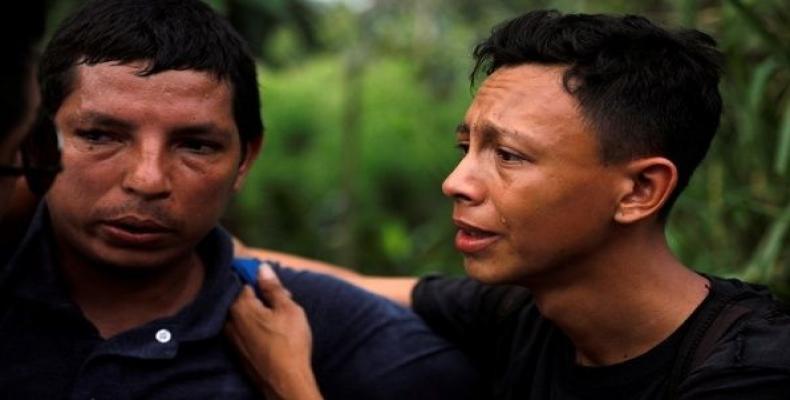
[257,262,292,307]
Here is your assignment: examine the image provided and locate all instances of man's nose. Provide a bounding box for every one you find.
[121,143,171,200]
[442,153,485,205]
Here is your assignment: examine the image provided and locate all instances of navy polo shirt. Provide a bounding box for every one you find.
[0,206,481,399]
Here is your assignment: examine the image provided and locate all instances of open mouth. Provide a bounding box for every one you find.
[453,220,500,254]
[459,226,496,238]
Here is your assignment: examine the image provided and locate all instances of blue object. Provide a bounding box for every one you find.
[232,257,263,285]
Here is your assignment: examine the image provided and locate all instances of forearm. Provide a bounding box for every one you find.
[353,276,418,307]
[234,240,418,307]
[257,248,362,281]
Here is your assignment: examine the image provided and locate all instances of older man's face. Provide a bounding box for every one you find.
[47,61,257,270]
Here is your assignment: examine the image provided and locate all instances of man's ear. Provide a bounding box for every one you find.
[233,135,263,192]
[614,157,677,224]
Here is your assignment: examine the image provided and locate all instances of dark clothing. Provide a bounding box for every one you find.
[412,274,790,399]
[0,207,480,399]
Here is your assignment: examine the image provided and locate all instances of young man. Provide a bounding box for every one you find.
[235,10,790,399]
[0,1,479,398]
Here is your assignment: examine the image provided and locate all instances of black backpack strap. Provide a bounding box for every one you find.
[666,296,752,399]
[688,304,751,371]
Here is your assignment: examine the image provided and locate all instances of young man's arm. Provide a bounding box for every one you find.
[233,239,417,307]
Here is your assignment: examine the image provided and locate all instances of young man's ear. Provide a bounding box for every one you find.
[614,157,677,224]
[233,135,263,192]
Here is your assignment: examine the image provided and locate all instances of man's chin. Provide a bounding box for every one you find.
[463,258,502,285]
[85,245,186,274]
[463,257,529,286]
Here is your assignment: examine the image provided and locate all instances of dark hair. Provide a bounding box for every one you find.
[0,0,46,139]
[39,0,264,153]
[472,10,723,218]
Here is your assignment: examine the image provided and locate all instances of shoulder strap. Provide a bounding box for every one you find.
[666,294,752,399]
[688,304,751,371]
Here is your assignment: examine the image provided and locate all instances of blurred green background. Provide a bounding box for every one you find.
[46,0,789,294]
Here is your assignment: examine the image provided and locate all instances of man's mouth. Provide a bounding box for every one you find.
[98,216,175,247]
[453,219,500,254]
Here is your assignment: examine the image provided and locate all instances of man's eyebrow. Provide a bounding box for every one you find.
[77,111,135,131]
[455,121,534,148]
[171,123,233,138]
[74,112,234,138]
[479,122,528,147]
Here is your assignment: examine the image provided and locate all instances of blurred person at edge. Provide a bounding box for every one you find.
[232,10,790,400]
[0,1,62,265]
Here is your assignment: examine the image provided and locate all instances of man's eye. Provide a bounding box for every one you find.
[456,143,469,155]
[180,139,220,154]
[496,148,524,163]
[76,129,116,144]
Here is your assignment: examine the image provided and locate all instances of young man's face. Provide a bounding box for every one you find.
[443,64,623,286]
[47,61,258,270]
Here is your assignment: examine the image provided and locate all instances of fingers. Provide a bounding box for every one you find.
[229,286,270,319]
[256,262,293,308]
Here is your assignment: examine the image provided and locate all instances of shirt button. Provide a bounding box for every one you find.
[155,329,172,343]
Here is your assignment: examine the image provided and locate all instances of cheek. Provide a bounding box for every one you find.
[51,152,119,204]
[174,165,238,214]
[494,174,604,241]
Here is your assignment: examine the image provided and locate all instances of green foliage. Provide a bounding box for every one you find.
[666,0,790,294]
[225,55,469,276]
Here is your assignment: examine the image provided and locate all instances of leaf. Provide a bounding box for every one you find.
[775,99,790,176]
[743,202,790,282]
[747,59,777,112]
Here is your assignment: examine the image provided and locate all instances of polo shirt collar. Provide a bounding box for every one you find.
[2,202,243,360]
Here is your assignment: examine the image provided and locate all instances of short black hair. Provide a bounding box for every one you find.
[472,10,723,218]
[40,0,264,152]
[0,0,46,139]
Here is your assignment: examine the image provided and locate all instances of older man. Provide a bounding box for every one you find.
[0,1,479,398]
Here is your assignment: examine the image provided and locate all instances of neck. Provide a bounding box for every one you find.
[58,246,205,339]
[527,225,709,366]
